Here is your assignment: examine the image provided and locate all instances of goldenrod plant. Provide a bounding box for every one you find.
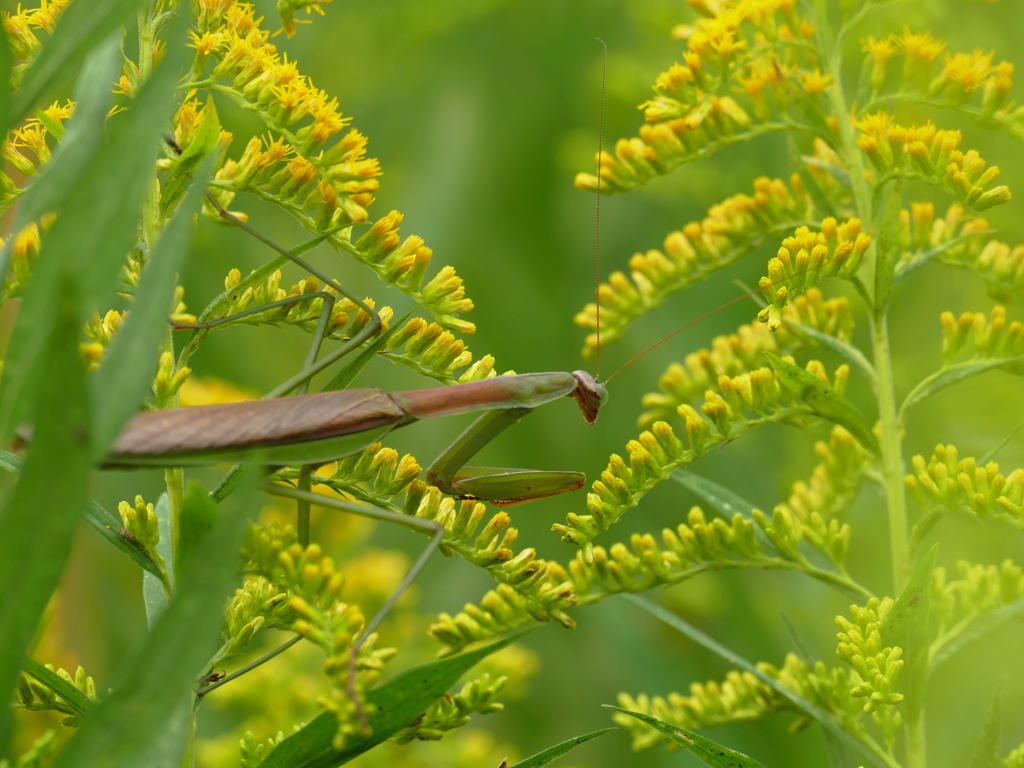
[1,1,1023,768]
[557,0,1022,765]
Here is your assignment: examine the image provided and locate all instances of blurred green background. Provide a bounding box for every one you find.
[11,0,1024,765]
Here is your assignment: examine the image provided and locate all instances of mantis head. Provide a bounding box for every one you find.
[569,370,607,426]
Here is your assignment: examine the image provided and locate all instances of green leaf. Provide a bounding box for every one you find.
[0,449,163,579]
[507,727,617,768]
[900,357,1024,420]
[784,320,875,381]
[623,595,886,768]
[765,352,880,457]
[91,155,215,451]
[605,706,767,768]
[9,0,154,125]
[174,483,221,586]
[930,597,1024,672]
[52,471,260,768]
[260,633,524,768]
[0,9,188,445]
[968,692,1001,768]
[893,231,990,285]
[873,181,903,308]
[0,277,90,750]
[159,99,221,215]
[143,494,174,627]
[880,544,936,724]
[21,658,94,721]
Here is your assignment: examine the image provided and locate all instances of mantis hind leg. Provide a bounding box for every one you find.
[174,289,340,396]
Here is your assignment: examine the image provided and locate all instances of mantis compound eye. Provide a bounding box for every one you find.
[569,370,608,426]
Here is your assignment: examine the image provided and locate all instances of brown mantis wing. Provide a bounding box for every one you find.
[104,388,411,468]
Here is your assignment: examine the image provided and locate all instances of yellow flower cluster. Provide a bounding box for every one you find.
[894,202,1024,301]
[931,560,1024,645]
[285,441,579,659]
[567,502,856,601]
[16,663,97,724]
[575,0,822,194]
[757,218,870,330]
[1,0,68,60]
[638,288,854,427]
[856,114,1011,211]
[182,2,382,234]
[554,358,850,562]
[354,211,475,333]
[862,29,1014,118]
[615,652,869,752]
[772,424,868,569]
[574,175,815,357]
[906,443,1024,527]
[835,598,904,721]
[940,305,1024,373]
[0,215,53,297]
[0,101,73,214]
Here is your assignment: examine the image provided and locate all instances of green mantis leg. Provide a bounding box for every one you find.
[426,406,586,505]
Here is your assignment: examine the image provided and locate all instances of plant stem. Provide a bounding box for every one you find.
[196,636,302,697]
[871,314,908,590]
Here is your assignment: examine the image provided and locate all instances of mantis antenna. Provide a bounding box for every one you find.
[593,36,608,380]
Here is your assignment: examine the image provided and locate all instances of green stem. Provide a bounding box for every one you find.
[297,470,312,547]
[871,314,909,590]
[196,636,303,697]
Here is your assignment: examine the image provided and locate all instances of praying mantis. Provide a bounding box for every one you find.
[100,185,611,721]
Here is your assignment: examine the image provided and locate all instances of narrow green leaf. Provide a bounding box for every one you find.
[623,595,885,767]
[968,692,1002,768]
[91,156,215,450]
[0,277,90,750]
[930,598,1024,672]
[0,449,162,579]
[143,494,174,627]
[795,157,842,220]
[507,727,616,768]
[900,357,1024,419]
[9,0,154,125]
[260,633,524,768]
[53,472,260,768]
[21,658,94,721]
[174,483,220,586]
[605,706,767,768]
[765,352,880,456]
[894,231,990,285]
[784,321,875,381]
[873,181,903,308]
[880,544,936,723]
[0,9,188,444]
